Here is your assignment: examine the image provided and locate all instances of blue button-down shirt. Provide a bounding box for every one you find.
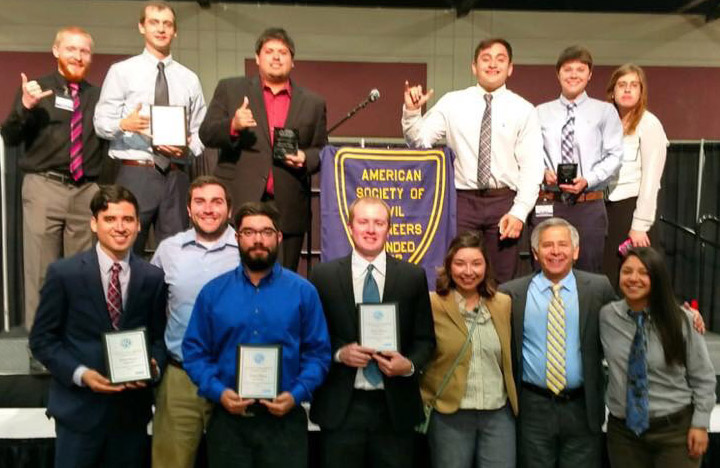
[182,263,331,404]
[151,227,239,362]
[537,92,623,190]
[522,271,583,389]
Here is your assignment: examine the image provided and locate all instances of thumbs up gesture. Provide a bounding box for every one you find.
[231,96,257,132]
[21,73,54,110]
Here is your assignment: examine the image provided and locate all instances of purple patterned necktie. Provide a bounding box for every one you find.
[68,82,84,181]
[477,93,493,189]
[107,263,122,329]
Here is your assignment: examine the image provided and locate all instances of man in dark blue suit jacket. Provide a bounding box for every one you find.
[29,185,167,468]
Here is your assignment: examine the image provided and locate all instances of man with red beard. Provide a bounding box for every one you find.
[2,26,107,333]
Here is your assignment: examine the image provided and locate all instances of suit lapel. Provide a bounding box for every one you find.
[575,269,591,343]
[121,254,144,328]
[383,254,398,301]
[285,82,302,128]
[439,293,468,336]
[511,277,531,359]
[249,76,271,147]
[83,249,113,330]
[337,256,357,334]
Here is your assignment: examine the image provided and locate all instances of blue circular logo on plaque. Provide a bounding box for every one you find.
[373,310,384,320]
[254,353,265,364]
[121,338,131,349]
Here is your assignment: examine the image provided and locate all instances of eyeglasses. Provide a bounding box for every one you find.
[238,228,278,239]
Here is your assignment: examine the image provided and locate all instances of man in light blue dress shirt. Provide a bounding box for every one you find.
[534,46,623,273]
[94,1,207,255]
[150,176,239,468]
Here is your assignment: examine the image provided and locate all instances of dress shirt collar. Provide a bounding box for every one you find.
[612,299,651,323]
[95,242,130,274]
[180,226,238,251]
[560,91,588,107]
[475,83,507,98]
[351,250,386,280]
[262,79,292,97]
[52,71,88,94]
[142,47,174,68]
[240,261,283,286]
[533,269,576,294]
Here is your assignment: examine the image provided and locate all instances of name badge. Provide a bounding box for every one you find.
[534,202,553,218]
[54,96,73,112]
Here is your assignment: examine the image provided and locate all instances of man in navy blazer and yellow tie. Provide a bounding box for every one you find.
[309,196,436,468]
[499,217,615,468]
[29,185,167,468]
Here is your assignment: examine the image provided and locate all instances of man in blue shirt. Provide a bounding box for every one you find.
[500,218,616,468]
[535,46,623,273]
[151,176,239,468]
[183,201,331,468]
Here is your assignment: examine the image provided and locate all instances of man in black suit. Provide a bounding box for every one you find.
[309,196,436,468]
[199,27,327,271]
[499,217,615,468]
[29,185,167,468]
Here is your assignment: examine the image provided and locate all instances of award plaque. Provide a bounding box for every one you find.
[358,303,399,352]
[103,328,152,384]
[236,344,281,399]
[272,128,299,162]
[556,163,578,185]
[151,105,188,147]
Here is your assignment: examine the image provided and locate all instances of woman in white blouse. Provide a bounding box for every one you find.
[602,64,668,288]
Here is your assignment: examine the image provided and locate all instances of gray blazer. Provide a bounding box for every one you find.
[499,269,616,433]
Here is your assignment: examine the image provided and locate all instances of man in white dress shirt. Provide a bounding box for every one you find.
[402,38,544,283]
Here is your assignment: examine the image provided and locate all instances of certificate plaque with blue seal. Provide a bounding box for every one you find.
[358,303,399,352]
[236,344,282,399]
[102,328,152,384]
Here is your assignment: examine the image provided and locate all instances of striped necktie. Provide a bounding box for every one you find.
[477,93,493,188]
[68,83,84,181]
[546,283,567,394]
[560,102,577,164]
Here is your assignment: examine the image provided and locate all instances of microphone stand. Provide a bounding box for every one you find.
[328,96,376,134]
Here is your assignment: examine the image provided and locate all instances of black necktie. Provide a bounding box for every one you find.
[154,62,169,106]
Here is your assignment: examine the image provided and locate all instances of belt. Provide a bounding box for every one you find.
[522,382,584,402]
[121,159,182,173]
[167,357,183,369]
[458,187,514,197]
[538,190,604,203]
[40,171,96,187]
[609,405,693,431]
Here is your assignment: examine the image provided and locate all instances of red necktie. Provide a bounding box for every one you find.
[107,263,122,329]
[68,83,84,181]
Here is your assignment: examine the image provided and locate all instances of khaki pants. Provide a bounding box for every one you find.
[152,364,214,468]
[22,174,98,330]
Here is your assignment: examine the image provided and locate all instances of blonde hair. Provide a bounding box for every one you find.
[54,26,93,48]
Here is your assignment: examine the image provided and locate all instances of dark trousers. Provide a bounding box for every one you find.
[116,164,189,255]
[54,421,148,468]
[280,233,304,272]
[607,407,701,468]
[529,199,607,273]
[456,189,518,284]
[518,388,601,468]
[321,390,415,468]
[206,405,307,468]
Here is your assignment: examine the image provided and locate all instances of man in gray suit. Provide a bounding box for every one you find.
[500,217,615,468]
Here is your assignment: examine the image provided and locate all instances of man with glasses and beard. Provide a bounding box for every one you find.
[150,176,239,468]
[182,201,331,468]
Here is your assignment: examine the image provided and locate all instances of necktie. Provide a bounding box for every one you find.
[626,310,649,436]
[546,283,567,395]
[561,102,577,164]
[68,83,84,181]
[477,93,493,189]
[362,264,383,385]
[107,263,122,330]
[153,62,170,170]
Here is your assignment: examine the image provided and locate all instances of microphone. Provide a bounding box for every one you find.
[327,88,381,134]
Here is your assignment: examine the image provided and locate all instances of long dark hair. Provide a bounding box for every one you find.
[435,231,496,298]
[621,247,686,366]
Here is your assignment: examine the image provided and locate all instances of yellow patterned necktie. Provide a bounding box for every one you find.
[546,283,566,394]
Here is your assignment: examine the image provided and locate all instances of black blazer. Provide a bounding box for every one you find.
[29,249,167,432]
[499,269,616,433]
[199,75,327,234]
[309,254,436,431]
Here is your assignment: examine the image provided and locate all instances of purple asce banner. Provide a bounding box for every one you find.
[319,146,456,290]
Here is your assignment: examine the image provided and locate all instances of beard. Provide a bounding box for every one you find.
[240,243,279,272]
[58,57,89,83]
[192,219,229,241]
